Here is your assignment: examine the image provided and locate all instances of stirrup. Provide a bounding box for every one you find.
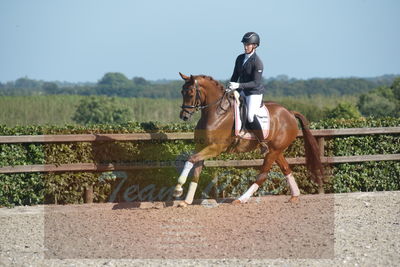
[259,142,269,155]
[238,131,247,138]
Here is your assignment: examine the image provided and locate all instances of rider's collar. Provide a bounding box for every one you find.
[245,50,255,59]
[243,51,255,66]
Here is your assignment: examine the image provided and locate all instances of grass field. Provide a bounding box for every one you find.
[0,94,357,126]
[0,95,183,126]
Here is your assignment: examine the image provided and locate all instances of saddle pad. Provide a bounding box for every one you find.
[234,97,270,140]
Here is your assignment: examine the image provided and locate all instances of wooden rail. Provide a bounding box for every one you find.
[0,154,399,174]
[0,132,195,143]
[0,127,399,144]
[0,127,399,174]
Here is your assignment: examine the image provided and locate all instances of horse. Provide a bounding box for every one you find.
[174,73,324,207]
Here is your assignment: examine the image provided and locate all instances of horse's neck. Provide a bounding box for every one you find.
[200,89,233,120]
[202,84,223,103]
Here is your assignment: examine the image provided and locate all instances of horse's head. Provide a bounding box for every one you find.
[178,72,227,121]
[178,72,202,121]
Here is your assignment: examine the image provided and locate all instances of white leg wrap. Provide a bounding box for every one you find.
[238,183,259,203]
[286,173,300,196]
[184,182,198,204]
[177,161,194,185]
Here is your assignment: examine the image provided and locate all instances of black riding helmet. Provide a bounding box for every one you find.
[241,32,260,46]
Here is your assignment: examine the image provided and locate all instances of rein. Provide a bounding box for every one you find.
[181,79,229,115]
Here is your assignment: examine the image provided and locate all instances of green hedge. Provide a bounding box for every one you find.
[312,117,400,193]
[0,118,399,207]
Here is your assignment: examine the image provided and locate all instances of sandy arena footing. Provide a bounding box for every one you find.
[0,191,399,266]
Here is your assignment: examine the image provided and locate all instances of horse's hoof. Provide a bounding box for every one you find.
[232,199,242,205]
[173,186,183,198]
[288,196,299,204]
[178,201,188,208]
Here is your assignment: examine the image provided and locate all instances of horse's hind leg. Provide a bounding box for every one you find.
[233,150,280,204]
[275,153,300,203]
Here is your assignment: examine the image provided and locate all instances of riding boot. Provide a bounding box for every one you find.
[248,117,269,155]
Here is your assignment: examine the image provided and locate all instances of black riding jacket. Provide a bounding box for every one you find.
[230,52,265,96]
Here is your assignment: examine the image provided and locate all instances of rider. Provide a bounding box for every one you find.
[228,32,268,154]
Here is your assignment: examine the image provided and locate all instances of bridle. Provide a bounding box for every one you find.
[181,79,229,116]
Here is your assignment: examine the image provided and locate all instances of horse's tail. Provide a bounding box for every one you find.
[292,111,325,193]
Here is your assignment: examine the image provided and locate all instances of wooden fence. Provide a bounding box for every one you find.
[1,127,399,174]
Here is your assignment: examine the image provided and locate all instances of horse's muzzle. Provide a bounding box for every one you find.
[180,109,192,121]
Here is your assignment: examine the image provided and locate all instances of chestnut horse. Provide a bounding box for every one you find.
[174,73,324,207]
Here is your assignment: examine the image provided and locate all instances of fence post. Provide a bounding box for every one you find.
[317,137,325,157]
[317,137,325,194]
[84,185,94,203]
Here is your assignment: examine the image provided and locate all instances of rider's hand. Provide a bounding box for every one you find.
[228,82,240,90]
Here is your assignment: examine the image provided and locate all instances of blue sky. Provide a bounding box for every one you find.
[0,0,399,82]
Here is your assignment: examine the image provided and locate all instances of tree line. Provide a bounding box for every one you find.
[0,72,397,98]
[1,73,399,125]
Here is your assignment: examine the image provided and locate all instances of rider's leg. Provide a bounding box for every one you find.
[245,94,268,154]
[249,116,266,141]
[245,94,263,123]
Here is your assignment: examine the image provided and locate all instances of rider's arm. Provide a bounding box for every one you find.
[230,55,242,82]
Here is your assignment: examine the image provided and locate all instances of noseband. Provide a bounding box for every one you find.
[181,79,228,116]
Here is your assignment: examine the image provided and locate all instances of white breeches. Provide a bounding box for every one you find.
[245,94,263,123]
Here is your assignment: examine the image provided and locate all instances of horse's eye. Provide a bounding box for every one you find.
[182,88,191,96]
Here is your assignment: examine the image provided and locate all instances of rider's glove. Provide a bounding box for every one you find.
[228,82,240,90]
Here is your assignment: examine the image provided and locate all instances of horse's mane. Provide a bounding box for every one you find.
[195,75,225,92]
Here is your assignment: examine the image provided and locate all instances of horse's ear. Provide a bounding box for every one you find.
[179,72,190,81]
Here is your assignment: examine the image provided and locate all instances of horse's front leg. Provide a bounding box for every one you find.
[176,161,203,208]
[174,144,225,207]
